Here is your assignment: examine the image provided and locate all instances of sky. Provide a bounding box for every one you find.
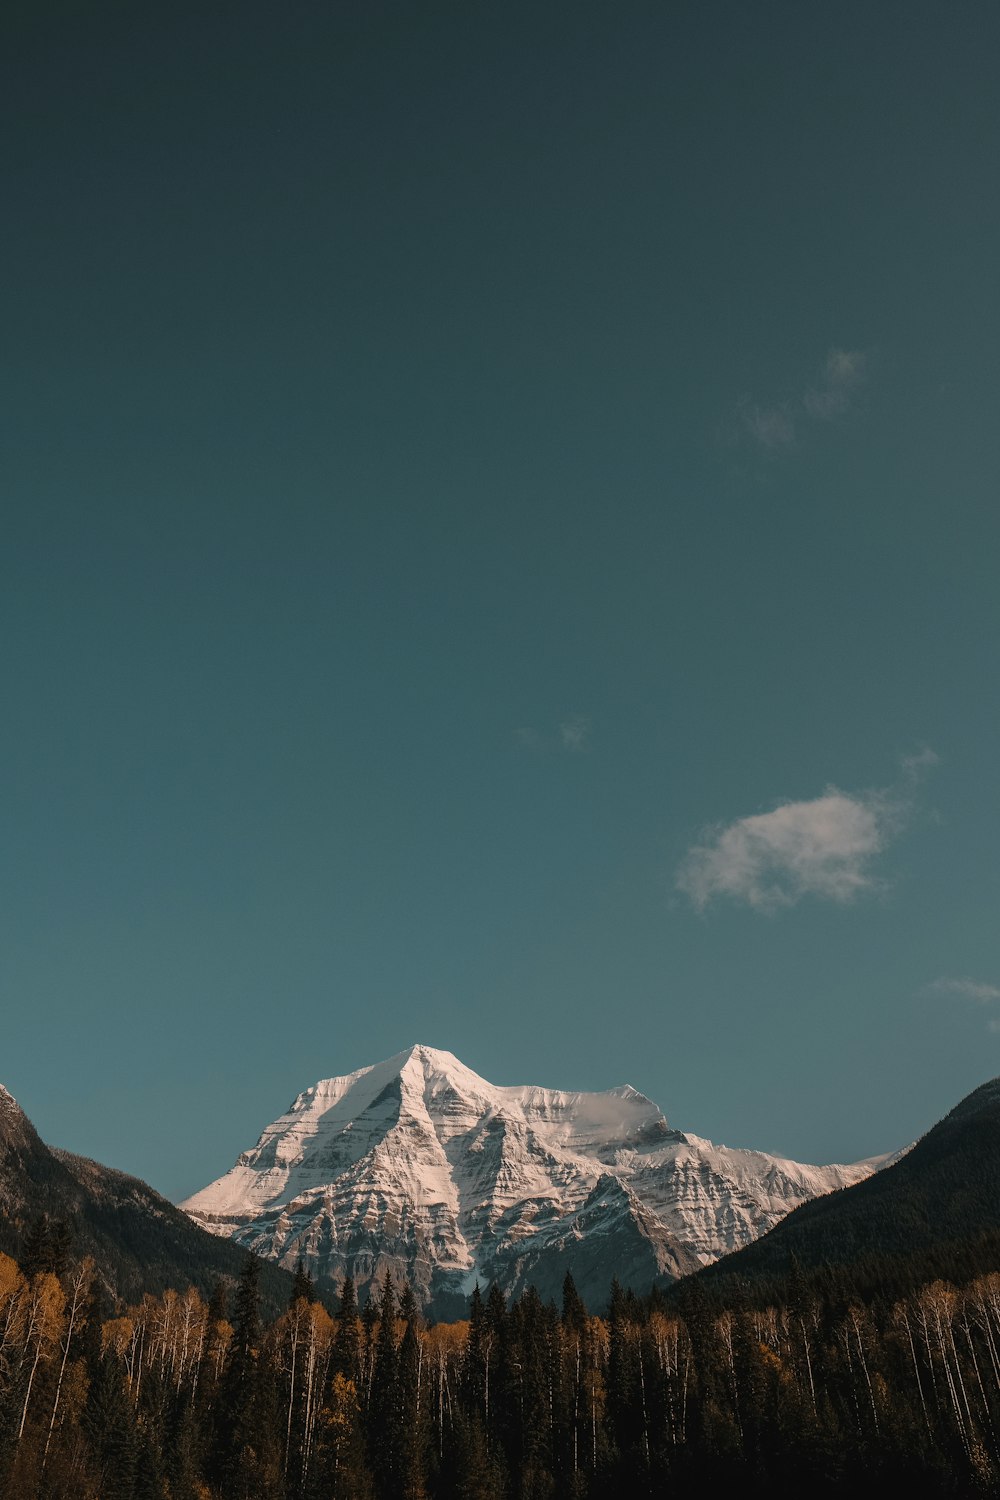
[2,1,999,1202]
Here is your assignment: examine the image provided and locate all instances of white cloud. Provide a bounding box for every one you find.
[738,399,796,450]
[559,715,591,752]
[901,745,939,784]
[676,751,933,914]
[515,715,592,754]
[739,346,869,449]
[677,789,891,912]
[804,347,868,419]
[928,977,1000,1005]
[827,347,867,385]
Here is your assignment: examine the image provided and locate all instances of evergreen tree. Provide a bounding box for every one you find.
[208,1278,230,1325]
[83,1352,138,1499]
[561,1272,588,1337]
[335,1274,362,1384]
[21,1215,72,1278]
[314,1372,374,1500]
[361,1289,379,1407]
[162,1389,205,1500]
[368,1271,402,1498]
[398,1280,419,1326]
[291,1257,315,1308]
[463,1285,488,1420]
[485,1283,507,1340]
[398,1317,429,1499]
[212,1251,282,1497]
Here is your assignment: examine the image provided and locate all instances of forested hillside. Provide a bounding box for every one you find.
[5,1236,1000,1498]
[0,1086,294,1313]
[692,1077,1000,1307]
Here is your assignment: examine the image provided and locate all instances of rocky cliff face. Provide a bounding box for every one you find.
[181,1045,891,1313]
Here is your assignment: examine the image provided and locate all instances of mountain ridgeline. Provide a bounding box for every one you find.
[0,1085,294,1314]
[688,1076,1000,1306]
[180,1044,892,1314]
[7,1068,1000,1500]
[7,1056,1000,1325]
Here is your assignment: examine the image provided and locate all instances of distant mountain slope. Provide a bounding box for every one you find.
[694,1078,1000,1302]
[182,1044,891,1313]
[0,1084,293,1313]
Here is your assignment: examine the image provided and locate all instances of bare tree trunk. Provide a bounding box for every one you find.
[43,1261,91,1467]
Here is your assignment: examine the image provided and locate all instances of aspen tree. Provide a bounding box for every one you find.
[43,1257,93,1466]
[17,1271,64,1443]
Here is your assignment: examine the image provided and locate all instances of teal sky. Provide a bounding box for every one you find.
[3,2,999,1201]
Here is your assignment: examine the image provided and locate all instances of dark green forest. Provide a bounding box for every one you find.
[5,1215,1000,1499]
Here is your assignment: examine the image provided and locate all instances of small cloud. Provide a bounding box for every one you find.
[804,348,867,419]
[738,399,796,450]
[677,751,934,914]
[676,790,890,913]
[739,346,869,449]
[928,977,1000,1005]
[802,387,850,420]
[901,745,939,785]
[826,347,867,386]
[559,715,591,753]
[515,716,592,754]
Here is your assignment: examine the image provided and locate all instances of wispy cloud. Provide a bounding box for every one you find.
[901,746,939,784]
[515,715,592,755]
[738,399,797,450]
[928,977,1000,1005]
[676,754,933,914]
[803,348,868,419]
[737,346,869,451]
[559,715,591,752]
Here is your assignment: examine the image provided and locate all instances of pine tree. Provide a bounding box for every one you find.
[83,1353,138,1499]
[368,1272,402,1498]
[211,1252,282,1497]
[208,1279,229,1325]
[398,1317,429,1499]
[20,1216,71,1278]
[291,1257,315,1308]
[485,1283,507,1339]
[315,1372,374,1500]
[463,1285,488,1420]
[398,1281,419,1327]
[334,1275,362,1384]
[562,1272,588,1337]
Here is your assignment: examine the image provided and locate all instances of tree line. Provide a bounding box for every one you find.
[3,1218,1000,1496]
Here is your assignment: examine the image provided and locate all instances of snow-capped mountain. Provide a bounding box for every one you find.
[181,1045,893,1312]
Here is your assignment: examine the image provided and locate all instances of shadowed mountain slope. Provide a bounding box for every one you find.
[692,1077,1000,1303]
[0,1084,294,1313]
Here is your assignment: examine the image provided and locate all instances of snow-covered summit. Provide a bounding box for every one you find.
[181,1044,892,1313]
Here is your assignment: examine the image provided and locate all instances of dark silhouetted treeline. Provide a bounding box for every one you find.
[5,1226,1000,1497]
[696,1076,1000,1308]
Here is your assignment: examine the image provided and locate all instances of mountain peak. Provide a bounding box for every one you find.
[181,1045,889,1313]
